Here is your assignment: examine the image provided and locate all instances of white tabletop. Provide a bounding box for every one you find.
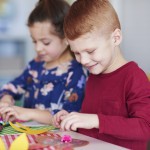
[21,121,129,150]
[56,131,129,150]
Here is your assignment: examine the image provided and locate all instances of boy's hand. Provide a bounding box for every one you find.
[60,112,99,131]
[52,110,69,127]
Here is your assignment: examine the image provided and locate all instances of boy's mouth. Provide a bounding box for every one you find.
[86,63,98,70]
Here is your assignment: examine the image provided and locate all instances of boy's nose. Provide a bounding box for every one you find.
[80,55,90,66]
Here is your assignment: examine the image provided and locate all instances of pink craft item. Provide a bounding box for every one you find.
[61,135,72,143]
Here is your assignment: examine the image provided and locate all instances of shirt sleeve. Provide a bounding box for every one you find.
[52,66,88,114]
[0,61,33,101]
[98,71,150,141]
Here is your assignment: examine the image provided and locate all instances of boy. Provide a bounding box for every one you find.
[53,0,150,150]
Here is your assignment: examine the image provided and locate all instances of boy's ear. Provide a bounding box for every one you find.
[64,38,69,46]
[112,28,122,46]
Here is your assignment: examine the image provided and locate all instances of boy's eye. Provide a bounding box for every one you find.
[74,52,80,55]
[88,49,96,54]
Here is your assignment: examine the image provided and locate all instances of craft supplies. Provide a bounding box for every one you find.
[61,134,72,143]
[9,121,55,134]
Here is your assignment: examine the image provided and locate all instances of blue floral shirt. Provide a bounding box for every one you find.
[0,59,88,114]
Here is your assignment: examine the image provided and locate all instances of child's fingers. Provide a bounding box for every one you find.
[9,116,16,122]
[0,102,10,108]
[52,110,69,128]
[5,110,17,122]
[0,106,17,122]
[60,113,78,131]
[53,116,60,127]
[56,114,61,122]
[1,114,6,121]
[56,110,68,122]
[0,107,8,121]
[60,117,71,131]
[50,115,57,126]
[0,106,13,114]
[60,115,66,121]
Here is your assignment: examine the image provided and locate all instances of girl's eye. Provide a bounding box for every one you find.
[32,40,36,44]
[44,42,50,46]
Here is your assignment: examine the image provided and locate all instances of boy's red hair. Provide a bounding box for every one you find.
[64,0,121,40]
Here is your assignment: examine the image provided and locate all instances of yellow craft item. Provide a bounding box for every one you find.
[9,121,55,135]
[9,133,29,150]
[16,122,31,130]
[0,137,6,150]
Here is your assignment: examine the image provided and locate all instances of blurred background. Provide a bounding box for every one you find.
[0,0,150,87]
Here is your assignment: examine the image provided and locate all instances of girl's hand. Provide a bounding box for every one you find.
[0,106,30,122]
[0,106,17,122]
[52,110,69,127]
[60,112,99,131]
[0,102,9,119]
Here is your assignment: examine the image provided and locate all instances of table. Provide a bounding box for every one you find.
[57,131,128,150]
[0,122,128,150]
[1,131,128,150]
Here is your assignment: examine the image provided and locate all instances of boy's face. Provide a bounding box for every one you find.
[68,31,117,74]
[29,22,67,63]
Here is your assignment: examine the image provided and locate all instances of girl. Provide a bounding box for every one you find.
[0,0,88,124]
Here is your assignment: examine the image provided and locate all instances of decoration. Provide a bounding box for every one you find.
[36,134,89,149]
[9,121,55,135]
[0,119,10,131]
[0,132,61,150]
[0,124,3,131]
[0,133,29,150]
[61,135,72,143]
[0,137,5,150]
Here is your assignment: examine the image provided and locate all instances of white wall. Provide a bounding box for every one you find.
[111,0,150,74]
[1,0,38,62]
[2,0,149,74]
[0,0,38,85]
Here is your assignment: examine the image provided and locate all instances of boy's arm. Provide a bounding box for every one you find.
[98,77,150,141]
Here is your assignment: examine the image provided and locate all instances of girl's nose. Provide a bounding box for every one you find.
[35,43,43,52]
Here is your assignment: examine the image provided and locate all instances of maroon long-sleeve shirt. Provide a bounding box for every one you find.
[79,62,150,150]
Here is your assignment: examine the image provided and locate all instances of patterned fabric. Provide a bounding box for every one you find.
[0,125,53,135]
[0,59,88,114]
[0,132,60,149]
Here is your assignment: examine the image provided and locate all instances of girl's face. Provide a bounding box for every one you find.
[68,30,121,75]
[29,22,67,63]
